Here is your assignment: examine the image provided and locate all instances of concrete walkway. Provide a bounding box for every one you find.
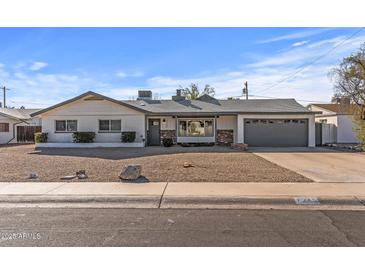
[1,182,365,210]
[253,149,365,182]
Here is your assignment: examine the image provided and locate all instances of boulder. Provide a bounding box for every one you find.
[183,162,194,168]
[119,165,142,180]
[28,172,38,179]
[76,170,88,179]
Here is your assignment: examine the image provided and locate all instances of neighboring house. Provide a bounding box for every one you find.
[31,90,319,148]
[0,108,42,144]
[308,103,360,144]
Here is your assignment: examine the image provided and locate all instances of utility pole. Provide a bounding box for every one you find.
[1,86,10,108]
[242,81,248,100]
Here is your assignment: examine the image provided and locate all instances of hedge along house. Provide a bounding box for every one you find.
[0,108,42,144]
[31,90,319,148]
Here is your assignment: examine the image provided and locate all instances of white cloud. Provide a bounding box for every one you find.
[258,28,332,44]
[292,40,309,47]
[141,33,365,105]
[116,70,144,78]
[29,61,48,71]
[4,31,365,108]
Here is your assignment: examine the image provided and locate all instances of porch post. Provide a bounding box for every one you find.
[215,115,218,145]
[144,115,148,147]
[175,116,178,144]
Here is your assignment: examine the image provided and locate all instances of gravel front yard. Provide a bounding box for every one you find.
[0,144,312,182]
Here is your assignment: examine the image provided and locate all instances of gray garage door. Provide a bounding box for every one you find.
[244,119,308,147]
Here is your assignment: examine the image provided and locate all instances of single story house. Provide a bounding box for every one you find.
[0,108,42,144]
[308,103,360,144]
[30,90,319,148]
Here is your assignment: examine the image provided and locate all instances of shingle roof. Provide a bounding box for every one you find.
[30,91,149,117]
[29,91,316,117]
[124,98,313,115]
[0,108,41,120]
[310,104,357,114]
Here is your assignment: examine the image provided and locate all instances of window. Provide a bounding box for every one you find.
[187,120,205,136]
[319,119,327,124]
[179,120,187,136]
[205,120,213,136]
[99,120,121,132]
[0,123,9,132]
[99,120,109,131]
[67,120,77,131]
[55,120,77,132]
[178,119,214,137]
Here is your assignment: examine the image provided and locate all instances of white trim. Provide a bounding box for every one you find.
[35,142,144,148]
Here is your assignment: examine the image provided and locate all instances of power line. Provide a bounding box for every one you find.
[249,94,329,104]
[254,27,365,94]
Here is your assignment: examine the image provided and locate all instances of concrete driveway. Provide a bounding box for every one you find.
[252,148,365,182]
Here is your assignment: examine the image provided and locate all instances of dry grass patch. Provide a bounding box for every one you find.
[0,144,312,182]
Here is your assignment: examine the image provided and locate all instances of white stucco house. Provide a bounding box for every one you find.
[0,108,41,144]
[308,103,360,144]
[28,90,319,148]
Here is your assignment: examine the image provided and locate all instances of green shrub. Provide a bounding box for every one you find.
[72,132,96,143]
[162,137,173,147]
[121,131,136,143]
[34,132,48,143]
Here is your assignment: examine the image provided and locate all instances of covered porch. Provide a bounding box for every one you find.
[146,115,237,146]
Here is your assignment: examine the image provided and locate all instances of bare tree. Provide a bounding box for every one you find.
[180,83,215,100]
[331,43,365,148]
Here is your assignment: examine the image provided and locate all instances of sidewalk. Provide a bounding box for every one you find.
[0,182,365,210]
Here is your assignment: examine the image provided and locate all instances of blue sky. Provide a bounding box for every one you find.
[0,27,364,108]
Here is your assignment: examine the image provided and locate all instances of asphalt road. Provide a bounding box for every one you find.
[0,208,364,246]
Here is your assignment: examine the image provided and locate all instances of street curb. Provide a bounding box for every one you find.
[161,196,365,210]
[0,195,364,210]
[0,195,160,208]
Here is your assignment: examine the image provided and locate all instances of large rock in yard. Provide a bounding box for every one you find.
[119,165,142,180]
[76,170,88,179]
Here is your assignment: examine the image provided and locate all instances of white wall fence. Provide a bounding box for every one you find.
[322,123,337,144]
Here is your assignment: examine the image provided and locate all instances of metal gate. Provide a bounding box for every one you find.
[17,126,42,143]
[244,119,308,147]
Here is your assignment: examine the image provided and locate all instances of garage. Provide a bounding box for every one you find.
[244,119,308,147]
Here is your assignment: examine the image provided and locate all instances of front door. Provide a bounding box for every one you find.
[148,119,160,146]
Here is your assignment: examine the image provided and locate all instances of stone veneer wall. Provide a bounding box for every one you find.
[160,130,177,144]
[216,129,234,145]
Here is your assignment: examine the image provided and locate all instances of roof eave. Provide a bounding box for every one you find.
[30,91,150,117]
[146,111,316,116]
